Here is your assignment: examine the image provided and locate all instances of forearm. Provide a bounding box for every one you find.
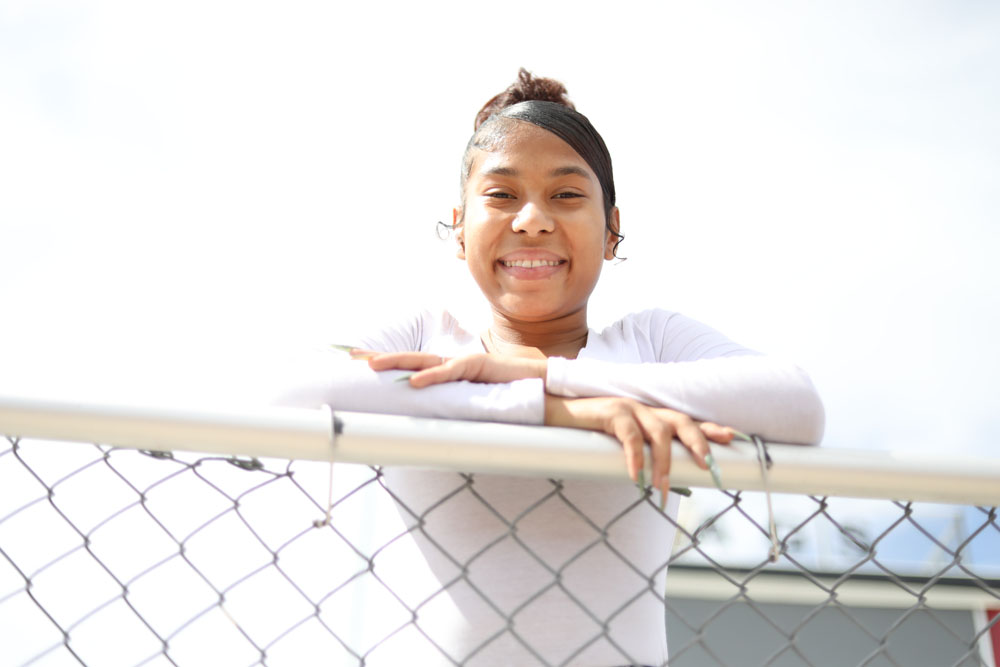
[545,356,825,444]
[543,393,579,429]
[271,352,545,425]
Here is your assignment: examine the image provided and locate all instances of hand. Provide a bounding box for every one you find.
[366,352,547,388]
[544,395,733,496]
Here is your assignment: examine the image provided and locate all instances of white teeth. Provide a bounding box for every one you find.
[502,259,561,268]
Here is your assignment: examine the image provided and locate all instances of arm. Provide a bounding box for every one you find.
[272,350,545,424]
[273,310,546,424]
[545,354,825,445]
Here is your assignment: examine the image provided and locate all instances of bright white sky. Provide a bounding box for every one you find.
[2,1,998,455]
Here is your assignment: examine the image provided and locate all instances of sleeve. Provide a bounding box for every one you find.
[545,311,825,445]
[274,354,545,424]
[353,309,425,353]
[272,310,545,425]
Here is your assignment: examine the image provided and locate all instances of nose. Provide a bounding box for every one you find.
[511,201,555,236]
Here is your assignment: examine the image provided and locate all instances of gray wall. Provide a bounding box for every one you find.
[665,598,983,666]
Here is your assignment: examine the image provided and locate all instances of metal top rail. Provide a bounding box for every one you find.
[1,393,998,506]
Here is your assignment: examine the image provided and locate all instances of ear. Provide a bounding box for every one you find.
[453,206,466,260]
[604,207,621,260]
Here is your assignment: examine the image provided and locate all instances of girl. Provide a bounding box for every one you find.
[282,70,823,666]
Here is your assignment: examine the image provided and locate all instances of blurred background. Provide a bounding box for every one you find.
[2,0,998,454]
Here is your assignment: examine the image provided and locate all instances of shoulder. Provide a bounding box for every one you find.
[607,308,678,336]
[588,309,675,361]
[593,309,753,363]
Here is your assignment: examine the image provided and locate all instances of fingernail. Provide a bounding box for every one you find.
[394,373,414,383]
[705,453,723,489]
[661,486,692,510]
[637,469,647,500]
[730,429,752,442]
[330,344,356,352]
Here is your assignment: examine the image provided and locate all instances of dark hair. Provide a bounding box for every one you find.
[459,68,624,258]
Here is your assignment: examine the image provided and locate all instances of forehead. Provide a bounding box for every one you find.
[469,122,597,181]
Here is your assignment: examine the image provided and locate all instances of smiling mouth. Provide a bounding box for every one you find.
[500,259,566,268]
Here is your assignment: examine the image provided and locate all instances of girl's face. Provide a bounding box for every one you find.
[456,122,618,323]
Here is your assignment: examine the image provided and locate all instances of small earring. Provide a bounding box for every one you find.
[436,220,459,240]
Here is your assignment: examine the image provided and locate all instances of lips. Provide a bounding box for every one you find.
[496,250,567,280]
[501,258,562,268]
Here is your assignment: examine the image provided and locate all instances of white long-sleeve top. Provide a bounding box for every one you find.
[274,308,824,667]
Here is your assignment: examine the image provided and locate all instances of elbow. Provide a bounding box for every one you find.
[728,358,824,446]
[777,363,825,446]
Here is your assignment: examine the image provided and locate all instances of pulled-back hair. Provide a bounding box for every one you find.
[460,68,624,257]
[473,68,576,130]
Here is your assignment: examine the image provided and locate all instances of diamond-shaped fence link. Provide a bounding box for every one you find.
[2,427,999,666]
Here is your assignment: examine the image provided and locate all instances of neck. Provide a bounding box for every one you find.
[488,308,590,359]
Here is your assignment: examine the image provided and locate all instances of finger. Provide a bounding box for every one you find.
[610,413,646,483]
[675,419,710,469]
[633,408,675,496]
[699,422,735,444]
[408,357,476,388]
[367,352,445,372]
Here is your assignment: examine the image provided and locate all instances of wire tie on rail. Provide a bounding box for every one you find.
[752,434,781,563]
[227,456,263,471]
[314,406,338,528]
[312,459,335,528]
[140,449,174,460]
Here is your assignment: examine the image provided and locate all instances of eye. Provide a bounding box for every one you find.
[553,192,584,199]
[485,191,515,199]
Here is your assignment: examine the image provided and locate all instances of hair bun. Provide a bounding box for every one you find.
[474,68,575,130]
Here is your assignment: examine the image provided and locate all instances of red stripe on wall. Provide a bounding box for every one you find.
[988,609,1000,667]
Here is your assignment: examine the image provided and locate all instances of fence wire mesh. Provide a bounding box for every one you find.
[1,434,998,667]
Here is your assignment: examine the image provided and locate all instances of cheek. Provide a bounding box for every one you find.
[577,222,610,259]
[462,218,495,254]
[462,227,496,277]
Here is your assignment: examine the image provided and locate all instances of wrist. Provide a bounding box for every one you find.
[543,393,564,426]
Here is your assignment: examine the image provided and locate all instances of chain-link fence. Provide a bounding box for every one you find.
[1,405,999,667]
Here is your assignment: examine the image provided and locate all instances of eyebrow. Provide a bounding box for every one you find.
[483,166,519,177]
[549,165,591,179]
[481,165,592,179]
